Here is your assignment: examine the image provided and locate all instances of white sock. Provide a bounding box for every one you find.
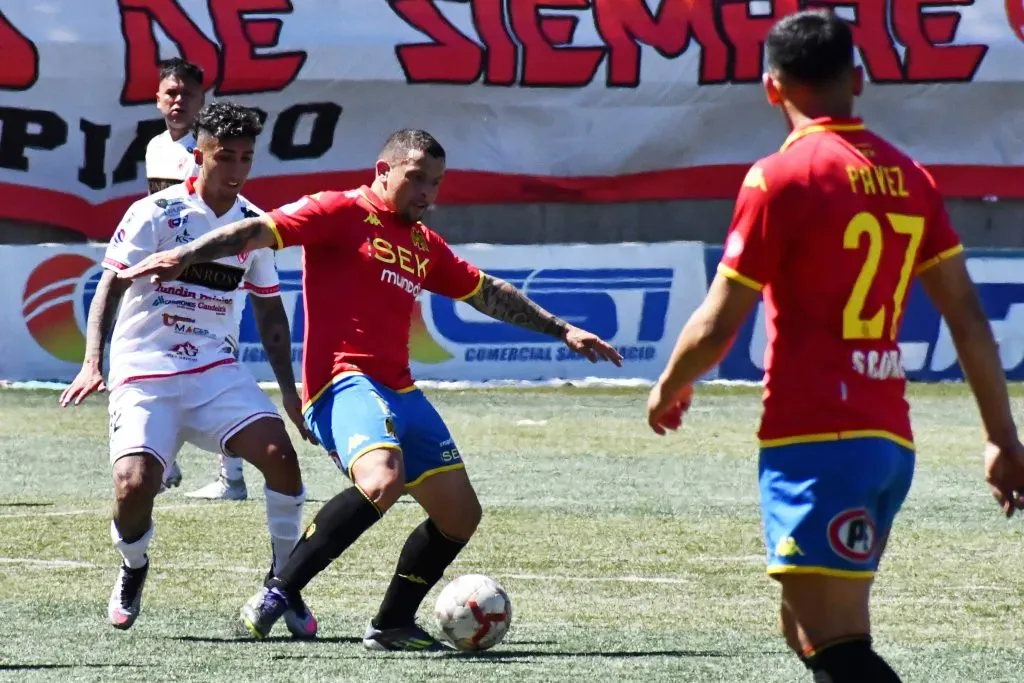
[221,454,244,481]
[111,520,153,569]
[264,485,305,576]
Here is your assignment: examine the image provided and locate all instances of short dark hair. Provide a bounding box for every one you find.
[380,129,445,165]
[193,101,263,142]
[766,10,854,86]
[158,57,204,87]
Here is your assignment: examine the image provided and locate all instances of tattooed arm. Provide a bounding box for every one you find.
[464,273,623,365]
[249,293,317,443]
[249,294,298,395]
[177,216,278,264]
[60,270,130,406]
[464,273,569,339]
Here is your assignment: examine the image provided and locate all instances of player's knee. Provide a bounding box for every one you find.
[112,455,160,505]
[352,449,405,512]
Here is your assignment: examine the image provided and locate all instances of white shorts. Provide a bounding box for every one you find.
[108,362,281,470]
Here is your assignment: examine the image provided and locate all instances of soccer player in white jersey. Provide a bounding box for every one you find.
[145,58,202,195]
[145,57,251,501]
[60,102,318,638]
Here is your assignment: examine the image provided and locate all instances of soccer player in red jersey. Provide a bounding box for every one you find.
[119,129,623,650]
[646,10,1024,683]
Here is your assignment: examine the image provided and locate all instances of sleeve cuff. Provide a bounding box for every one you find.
[914,244,964,275]
[455,270,485,301]
[265,215,285,250]
[717,263,764,292]
[244,282,281,297]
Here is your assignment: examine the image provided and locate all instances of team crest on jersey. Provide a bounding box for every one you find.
[154,198,188,217]
[410,226,429,252]
[241,206,260,219]
[827,508,877,562]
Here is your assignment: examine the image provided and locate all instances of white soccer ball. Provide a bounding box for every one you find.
[434,574,512,651]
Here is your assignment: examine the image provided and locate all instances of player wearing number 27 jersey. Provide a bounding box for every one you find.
[649,11,1024,682]
[717,117,960,579]
[719,118,961,454]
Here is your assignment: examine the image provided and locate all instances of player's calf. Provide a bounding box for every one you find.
[372,468,481,632]
[778,574,900,681]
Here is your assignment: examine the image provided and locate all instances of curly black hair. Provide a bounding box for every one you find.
[193,101,264,142]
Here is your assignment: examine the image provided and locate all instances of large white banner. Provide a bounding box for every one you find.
[1,242,710,384]
[0,1,1022,240]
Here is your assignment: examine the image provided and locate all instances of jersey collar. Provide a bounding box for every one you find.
[780,116,865,152]
[184,176,244,217]
[358,185,419,226]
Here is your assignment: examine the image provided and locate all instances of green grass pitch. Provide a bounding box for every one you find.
[0,384,1022,682]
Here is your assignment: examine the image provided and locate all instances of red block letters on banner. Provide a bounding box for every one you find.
[0,11,39,91]
[119,0,306,104]
[394,0,988,87]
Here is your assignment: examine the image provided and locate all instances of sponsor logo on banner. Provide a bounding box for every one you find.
[704,247,1024,382]
[21,254,101,363]
[411,268,672,366]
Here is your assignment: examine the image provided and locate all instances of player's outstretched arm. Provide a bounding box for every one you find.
[919,254,1024,516]
[465,273,623,365]
[59,271,130,407]
[249,295,316,445]
[647,274,760,434]
[117,215,277,284]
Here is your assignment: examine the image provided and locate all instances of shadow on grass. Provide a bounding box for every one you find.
[0,502,54,507]
[169,635,363,646]
[0,663,142,671]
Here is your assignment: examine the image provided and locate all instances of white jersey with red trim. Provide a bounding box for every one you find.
[145,130,198,182]
[103,180,279,388]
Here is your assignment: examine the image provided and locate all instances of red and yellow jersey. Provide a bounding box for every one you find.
[718,117,963,449]
[266,186,482,405]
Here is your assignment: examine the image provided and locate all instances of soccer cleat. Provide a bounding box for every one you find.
[362,620,448,652]
[262,570,318,639]
[157,461,183,495]
[184,475,247,501]
[239,586,288,639]
[282,591,318,639]
[108,559,149,630]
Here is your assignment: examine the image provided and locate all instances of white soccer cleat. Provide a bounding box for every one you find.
[108,560,149,630]
[184,475,247,501]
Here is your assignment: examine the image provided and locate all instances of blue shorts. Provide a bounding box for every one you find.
[304,373,463,487]
[759,437,915,578]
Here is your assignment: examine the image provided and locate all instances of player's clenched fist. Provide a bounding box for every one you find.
[646,381,693,435]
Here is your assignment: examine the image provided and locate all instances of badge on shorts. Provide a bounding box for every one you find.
[827,508,877,562]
